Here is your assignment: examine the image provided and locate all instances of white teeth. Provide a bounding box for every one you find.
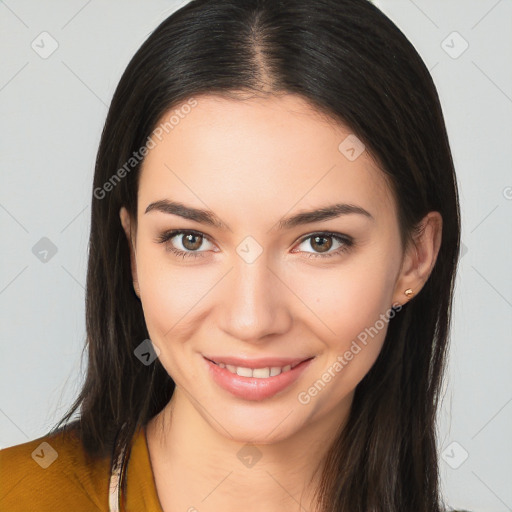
[252,367,270,378]
[216,362,297,378]
[236,367,253,377]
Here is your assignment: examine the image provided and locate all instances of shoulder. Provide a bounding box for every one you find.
[0,426,111,512]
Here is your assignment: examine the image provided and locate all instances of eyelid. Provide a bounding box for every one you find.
[296,231,352,245]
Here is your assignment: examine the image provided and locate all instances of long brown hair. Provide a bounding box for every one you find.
[50,1,461,510]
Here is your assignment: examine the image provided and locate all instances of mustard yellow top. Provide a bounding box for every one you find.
[0,425,164,512]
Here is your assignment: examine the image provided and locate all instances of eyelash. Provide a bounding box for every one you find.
[155,229,354,260]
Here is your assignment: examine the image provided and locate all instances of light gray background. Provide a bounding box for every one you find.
[1,1,511,510]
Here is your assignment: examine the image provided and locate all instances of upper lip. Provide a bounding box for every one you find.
[204,355,314,369]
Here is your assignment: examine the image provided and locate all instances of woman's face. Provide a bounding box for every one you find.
[121,93,416,444]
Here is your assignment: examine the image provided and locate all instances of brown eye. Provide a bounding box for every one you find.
[309,235,333,253]
[156,230,216,259]
[181,233,203,251]
[295,232,354,259]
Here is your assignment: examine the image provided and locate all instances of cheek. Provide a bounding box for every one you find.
[135,250,207,350]
[292,256,398,398]
[293,255,396,343]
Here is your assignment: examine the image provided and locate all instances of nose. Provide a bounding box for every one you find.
[217,254,292,343]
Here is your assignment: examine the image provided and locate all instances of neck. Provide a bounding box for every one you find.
[146,388,351,512]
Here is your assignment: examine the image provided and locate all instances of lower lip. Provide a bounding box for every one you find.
[204,357,314,401]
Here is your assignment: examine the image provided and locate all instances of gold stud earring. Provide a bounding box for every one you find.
[404,288,414,298]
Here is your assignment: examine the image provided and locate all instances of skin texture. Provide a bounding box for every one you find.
[120,93,442,512]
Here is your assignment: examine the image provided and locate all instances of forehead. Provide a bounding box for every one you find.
[137,93,397,228]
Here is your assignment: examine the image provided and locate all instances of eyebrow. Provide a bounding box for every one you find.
[144,199,374,230]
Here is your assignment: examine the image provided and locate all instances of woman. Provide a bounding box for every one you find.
[0,0,463,511]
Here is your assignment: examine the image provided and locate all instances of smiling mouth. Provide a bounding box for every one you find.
[205,357,314,379]
[204,355,315,401]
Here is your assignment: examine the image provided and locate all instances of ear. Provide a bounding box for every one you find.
[391,211,443,307]
[119,206,140,299]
